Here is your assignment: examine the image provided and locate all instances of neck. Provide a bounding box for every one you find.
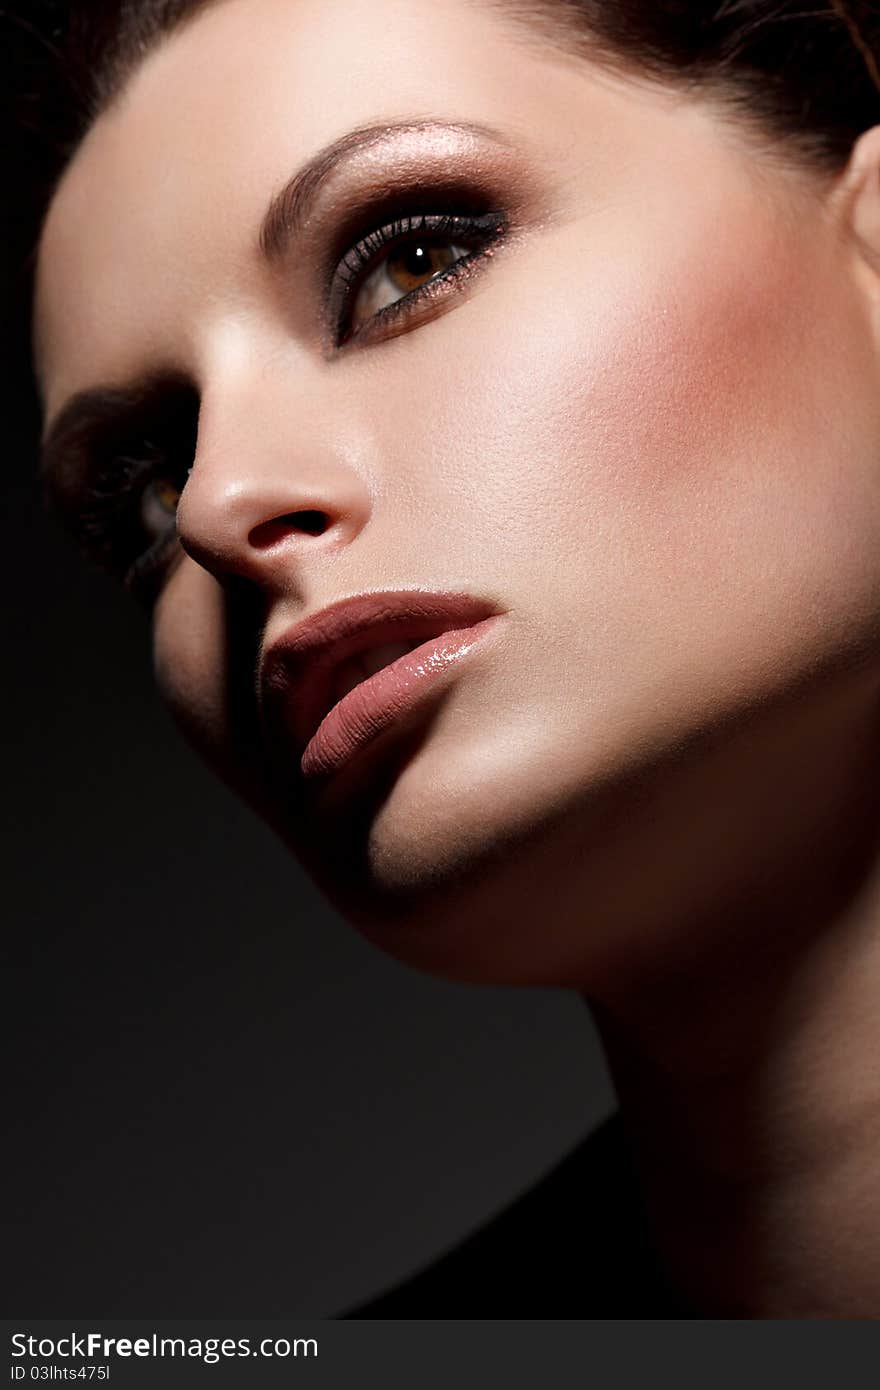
[585,665,880,1317]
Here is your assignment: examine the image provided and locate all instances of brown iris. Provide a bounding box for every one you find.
[350,236,464,332]
[386,240,457,292]
[140,475,182,543]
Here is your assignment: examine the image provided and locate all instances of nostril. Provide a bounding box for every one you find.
[248,510,330,548]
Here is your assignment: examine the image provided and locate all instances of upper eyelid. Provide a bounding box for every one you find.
[258,120,522,266]
[282,162,531,312]
[263,122,534,268]
[338,209,504,273]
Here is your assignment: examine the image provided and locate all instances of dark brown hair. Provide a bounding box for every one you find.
[10,1,880,183]
[493,1,880,171]
[4,0,880,439]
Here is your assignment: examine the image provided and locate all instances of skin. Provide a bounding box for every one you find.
[31,0,880,1315]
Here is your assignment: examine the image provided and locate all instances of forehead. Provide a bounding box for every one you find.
[32,0,725,425]
[33,0,538,414]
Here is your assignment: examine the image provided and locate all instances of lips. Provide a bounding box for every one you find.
[259,590,502,768]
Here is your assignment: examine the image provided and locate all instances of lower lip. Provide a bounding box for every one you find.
[300,615,500,778]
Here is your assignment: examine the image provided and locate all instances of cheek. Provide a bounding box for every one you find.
[153,563,230,762]
[410,207,880,686]
[151,564,289,834]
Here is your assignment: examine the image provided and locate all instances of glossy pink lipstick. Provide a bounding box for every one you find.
[301,616,499,776]
[260,591,503,779]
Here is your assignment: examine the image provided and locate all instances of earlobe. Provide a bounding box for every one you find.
[835,125,880,275]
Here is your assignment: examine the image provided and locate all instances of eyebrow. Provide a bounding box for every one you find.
[39,117,512,468]
[257,117,511,263]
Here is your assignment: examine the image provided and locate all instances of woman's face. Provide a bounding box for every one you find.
[33,0,880,987]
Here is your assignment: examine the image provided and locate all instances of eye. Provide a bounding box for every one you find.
[140,474,183,543]
[329,210,507,345]
[47,392,199,610]
[352,237,465,331]
[74,443,191,608]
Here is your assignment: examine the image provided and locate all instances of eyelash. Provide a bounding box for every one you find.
[74,444,188,609]
[328,209,507,345]
[64,204,509,606]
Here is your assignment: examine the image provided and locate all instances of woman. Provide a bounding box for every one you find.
[18,0,880,1316]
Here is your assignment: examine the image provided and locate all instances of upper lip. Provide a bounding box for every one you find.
[259,589,502,750]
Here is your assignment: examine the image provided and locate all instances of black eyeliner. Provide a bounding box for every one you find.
[326,207,508,346]
[313,174,511,335]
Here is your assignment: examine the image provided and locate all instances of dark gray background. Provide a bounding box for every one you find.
[1,4,614,1312]
[3,417,615,1316]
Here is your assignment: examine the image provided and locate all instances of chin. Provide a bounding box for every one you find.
[283,701,627,988]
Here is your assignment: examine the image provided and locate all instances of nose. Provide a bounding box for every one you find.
[175,382,373,590]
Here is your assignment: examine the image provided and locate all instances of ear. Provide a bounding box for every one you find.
[833,125,880,281]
